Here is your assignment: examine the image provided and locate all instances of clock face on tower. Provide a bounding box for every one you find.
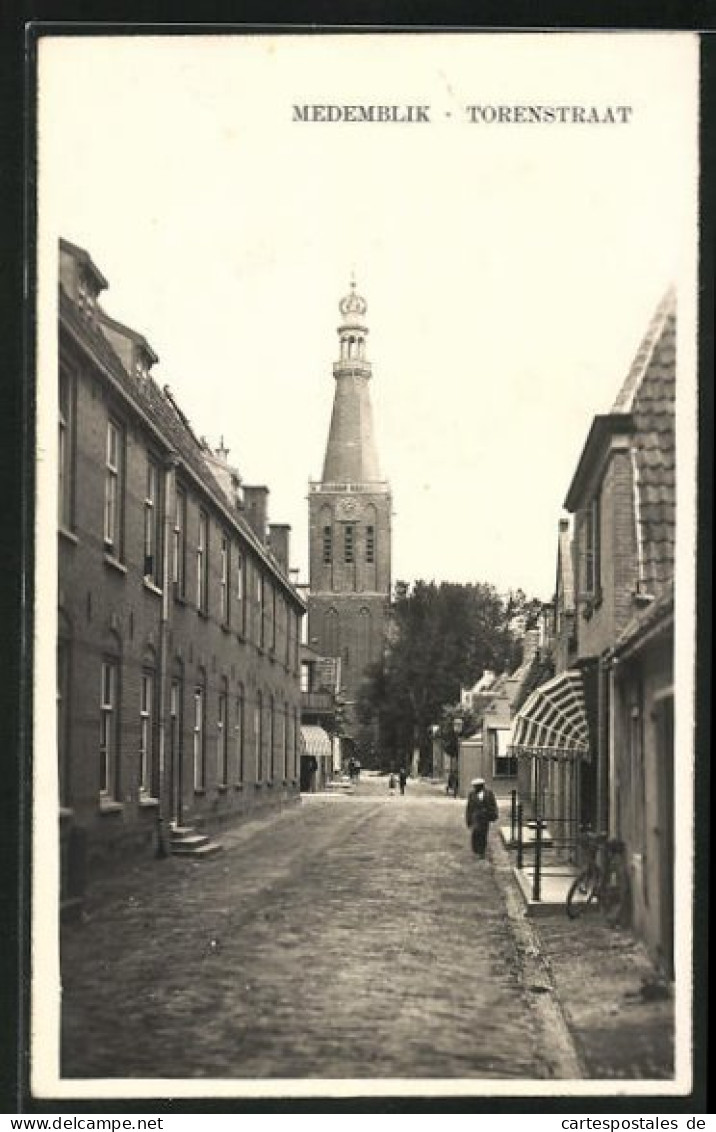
[337,497,361,520]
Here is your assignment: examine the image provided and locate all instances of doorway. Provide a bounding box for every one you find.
[653,693,674,978]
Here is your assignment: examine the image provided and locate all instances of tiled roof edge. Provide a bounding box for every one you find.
[611,288,677,414]
[59,290,305,609]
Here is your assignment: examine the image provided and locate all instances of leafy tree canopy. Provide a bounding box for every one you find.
[356,580,543,771]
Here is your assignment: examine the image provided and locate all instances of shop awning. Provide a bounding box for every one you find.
[300,725,333,761]
[509,669,591,761]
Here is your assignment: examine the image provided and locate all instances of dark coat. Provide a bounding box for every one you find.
[465,787,498,831]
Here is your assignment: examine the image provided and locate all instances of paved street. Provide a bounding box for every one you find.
[61,774,579,1081]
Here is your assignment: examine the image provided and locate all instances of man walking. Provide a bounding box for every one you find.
[398,766,407,795]
[465,777,498,858]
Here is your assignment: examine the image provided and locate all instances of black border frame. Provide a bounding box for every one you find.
[2,12,712,1116]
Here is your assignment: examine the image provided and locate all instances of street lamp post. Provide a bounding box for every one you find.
[452,716,464,795]
[430,723,440,780]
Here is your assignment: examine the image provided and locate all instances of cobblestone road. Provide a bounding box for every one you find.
[61,776,576,1081]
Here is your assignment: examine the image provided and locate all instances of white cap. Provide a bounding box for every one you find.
[471,777,486,787]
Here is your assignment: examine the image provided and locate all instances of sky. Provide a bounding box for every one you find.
[38,32,698,601]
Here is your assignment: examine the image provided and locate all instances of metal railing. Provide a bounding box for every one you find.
[509,789,581,902]
[309,481,389,493]
[301,690,335,712]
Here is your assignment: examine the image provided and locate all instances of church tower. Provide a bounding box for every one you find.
[308,280,392,727]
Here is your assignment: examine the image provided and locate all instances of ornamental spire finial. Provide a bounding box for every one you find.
[339,274,367,322]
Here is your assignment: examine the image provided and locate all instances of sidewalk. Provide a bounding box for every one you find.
[490,831,675,1080]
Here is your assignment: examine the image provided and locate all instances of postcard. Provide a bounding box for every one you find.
[32,30,700,1104]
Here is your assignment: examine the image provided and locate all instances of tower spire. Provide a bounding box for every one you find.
[307,280,392,732]
[321,279,381,483]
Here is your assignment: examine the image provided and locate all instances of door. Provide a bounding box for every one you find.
[170,679,183,826]
[653,693,674,978]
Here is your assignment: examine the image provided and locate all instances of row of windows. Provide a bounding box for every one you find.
[322,524,376,565]
[59,377,300,663]
[90,656,300,805]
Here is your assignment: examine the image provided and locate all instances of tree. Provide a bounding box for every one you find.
[357,580,538,773]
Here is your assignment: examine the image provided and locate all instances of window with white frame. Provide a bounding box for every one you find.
[492,729,517,778]
[286,710,293,780]
[169,678,182,809]
[275,592,284,662]
[255,692,263,780]
[269,695,276,780]
[173,486,187,597]
[583,495,602,598]
[234,687,245,784]
[220,535,230,625]
[99,660,118,799]
[193,685,205,791]
[257,572,265,648]
[218,685,228,787]
[236,547,246,635]
[58,367,75,530]
[196,510,209,613]
[285,597,291,666]
[104,420,123,554]
[283,701,290,780]
[144,458,161,585]
[139,671,155,796]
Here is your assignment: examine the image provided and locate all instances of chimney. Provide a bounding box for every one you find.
[268,523,291,574]
[522,628,541,665]
[242,485,269,543]
[559,517,570,533]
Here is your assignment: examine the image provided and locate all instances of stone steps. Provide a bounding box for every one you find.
[169,825,223,858]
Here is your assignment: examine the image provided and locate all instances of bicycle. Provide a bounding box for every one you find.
[565,831,631,926]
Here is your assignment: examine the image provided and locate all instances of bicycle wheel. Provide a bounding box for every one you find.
[566,868,600,919]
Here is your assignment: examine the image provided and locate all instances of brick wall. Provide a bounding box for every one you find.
[308,490,391,596]
[308,486,391,703]
[59,302,304,877]
[575,443,639,661]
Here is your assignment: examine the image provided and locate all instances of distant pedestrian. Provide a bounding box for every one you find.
[447,770,458,798]
[389,773,396,793]
[465,777,498,858]
[398,767,407,795]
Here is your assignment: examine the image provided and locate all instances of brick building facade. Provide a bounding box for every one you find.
[307,282,391,744]
[509,291,676,948]
[564,290,676,843]
[57,239,305,896]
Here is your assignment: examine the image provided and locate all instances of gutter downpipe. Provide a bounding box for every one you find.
[606,650,619,839]
[156,452,179,857]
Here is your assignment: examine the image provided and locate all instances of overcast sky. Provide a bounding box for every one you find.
[38,32,698,600]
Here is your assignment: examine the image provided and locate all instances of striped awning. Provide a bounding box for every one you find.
[509,669,590,761]
[300,725,333,761]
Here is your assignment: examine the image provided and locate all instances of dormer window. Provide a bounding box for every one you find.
[77,273,96,316]
[135,355,149,381]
